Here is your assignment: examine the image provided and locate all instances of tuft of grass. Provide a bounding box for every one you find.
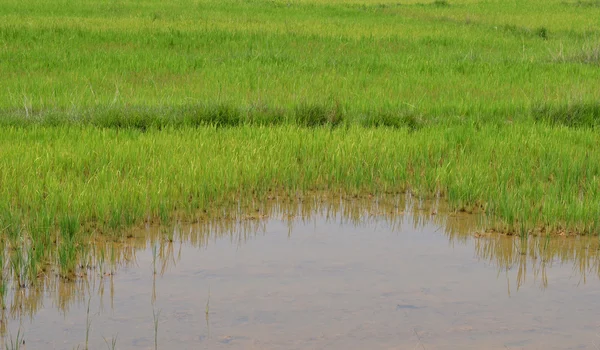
[360,110,422,130]
[563,0,600,7]
[60,215,80,243]
[198,104,243,127]
[0,206,21,244]
[536,27,549,40]
[533,102,600,128]
[294,103,345,127]
[432,0,450,7]
[558,44,600,66]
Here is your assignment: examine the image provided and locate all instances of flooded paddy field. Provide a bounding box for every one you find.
[2,0,600,348]
[2,197,599,349]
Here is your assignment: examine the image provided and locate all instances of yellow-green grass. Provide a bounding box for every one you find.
[1,124,600,283]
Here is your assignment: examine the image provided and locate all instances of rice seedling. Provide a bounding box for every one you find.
[84,296,92,350]
[153,308,160,350]
[205,286,211,317]
[205,286,211,339]
[103,334,118,350]
[3,328,24,350]
[0,254,5,310]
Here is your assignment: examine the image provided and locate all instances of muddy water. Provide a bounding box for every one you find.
[2,197,600,349]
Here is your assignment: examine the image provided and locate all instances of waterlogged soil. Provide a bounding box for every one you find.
[2,199,600,349]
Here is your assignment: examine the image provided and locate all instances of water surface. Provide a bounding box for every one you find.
[2,197,600,349]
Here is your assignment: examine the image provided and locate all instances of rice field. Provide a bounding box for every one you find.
[0,0,599,125]
[1,0,599,286]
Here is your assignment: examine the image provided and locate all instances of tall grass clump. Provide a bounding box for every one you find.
[294,103,345,127]
[565,0,600,7]
[432,0,450,7]
[551,42,600,66]
[360,110,423,130]
[57,215,80,276]
[533,102,600,128]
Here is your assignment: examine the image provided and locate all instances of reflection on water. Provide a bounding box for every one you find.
[476,235,600,292]
[1,194,600,348]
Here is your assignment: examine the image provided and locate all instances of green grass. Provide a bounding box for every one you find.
[0,0,599,285]
[1,125,599,237]
[0,0,599,125]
